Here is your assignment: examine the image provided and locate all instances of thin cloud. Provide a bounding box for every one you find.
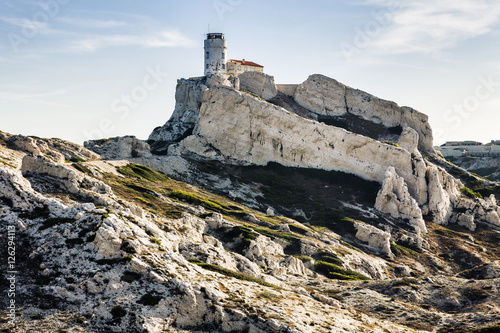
[366,0,500,55]
[68,29,196,53]
[57,17,127,29]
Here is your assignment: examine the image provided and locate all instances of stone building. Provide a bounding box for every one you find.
[436,140,500,157]
[204,33,227,75]
[226,59,264,77]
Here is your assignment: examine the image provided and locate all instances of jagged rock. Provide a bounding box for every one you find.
[84,136,152,159]
[426,163,461,225]
[354,222,392,255]
[294,74,434,152]
[375,167,427,234]
[239,71,278,100]
[21,155,115,206]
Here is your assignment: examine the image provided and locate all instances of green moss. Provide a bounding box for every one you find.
[137,293,163,306]
[190,260,278,288]
[382,141,401,148]
[39,217,75,230]
[72,163,92,176]
[390,242,420,256]
[313,251,343,266]
[287,223,311,235]
[472,324,500,333]
[149,237,161,246]
[460,186,482,199]
[117,163,169,182]
[392,277,418,287]
[169,190,225,212]
[0,160,15,168]
[293,255,312,262]
[314,261,370,281]
[69,157,87,163]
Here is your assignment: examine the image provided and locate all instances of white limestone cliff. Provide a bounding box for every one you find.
[294,74,434,153]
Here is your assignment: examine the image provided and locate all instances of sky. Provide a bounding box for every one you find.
[1,0,500,146]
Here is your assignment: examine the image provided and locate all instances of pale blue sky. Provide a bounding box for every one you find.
[1,0,500,145]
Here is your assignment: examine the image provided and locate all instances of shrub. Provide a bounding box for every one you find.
[314,261,370,281]
[460,186,482,199]
[169,190,225,212]
[472,324,500,333]
[117,163,169,182]
[69,157,87,163]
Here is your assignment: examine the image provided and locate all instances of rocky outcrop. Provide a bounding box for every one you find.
[179,87,424,196]
[239,71,277,100]
[375,167,427,234]
[354,222,392,256]
[0,133,100,163]
[84,136,152,159]
[294,75,434,152]
[21,155,115,206]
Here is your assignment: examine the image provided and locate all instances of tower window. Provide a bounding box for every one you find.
[230,65,234,70]
[222,64,225,70]
[206,52,209,59]
[222,53,225,59]
[238,66,241,70]
[206,64,209,69]
[244,66,247,71]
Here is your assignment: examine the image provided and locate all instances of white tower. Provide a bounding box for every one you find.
[204,33,227,75]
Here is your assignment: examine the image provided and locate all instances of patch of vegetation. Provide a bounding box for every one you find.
[169,190,226,212]
[149,237,161,246]
[293,255,312,262]
[383,141,401,148]
[323,289,345,302]
[314,261,370,281]
[72,163,92,176]
[460,186,482,199]
[39,217,75,230]
[121,271,142,283]
[0,160,15,168]
[189,259,278,288]
[117,163,169,182]
[472,324,500,333]
[390,242,420,257]
[29,314,42,320]
[18,205,50,219]
[110,305,127,319]
[313,250,343,266]
[475,185,500,198]
[137,293,163,306]
[287,223,311,235]
[223,225,259,252]
[69,157,87,163]
[435,228,466,238]
[34,277,51,285]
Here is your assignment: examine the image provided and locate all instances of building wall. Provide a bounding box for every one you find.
[204,34,227,75]
[226,60,263,77]
[437,142,500,157]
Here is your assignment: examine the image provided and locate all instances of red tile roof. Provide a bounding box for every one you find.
[228,59,263,68]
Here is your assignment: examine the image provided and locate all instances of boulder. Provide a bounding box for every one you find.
[354,222,392,255]
[238,71,278,100]
[84,136,152,159]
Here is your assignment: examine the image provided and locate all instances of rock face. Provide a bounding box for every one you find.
[375,167,427,234]
[294,75,434,153]
[354,222,392,256]
[84,136,152,159]
[182,86,419,192]
[238,71,277,100]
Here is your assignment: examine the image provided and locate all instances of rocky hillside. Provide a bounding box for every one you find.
[444,155,500,183]
[1,72,500,332]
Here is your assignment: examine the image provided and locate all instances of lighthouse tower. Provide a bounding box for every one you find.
[204,33,227,75]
